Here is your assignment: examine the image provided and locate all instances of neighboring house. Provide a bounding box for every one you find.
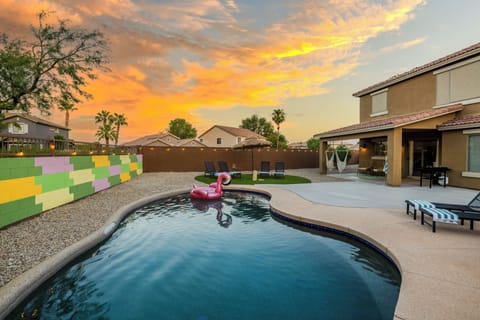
[315,42,480,189]
[0,112,70,140]
[288,142,308,149]
[123,131,207,147]
[198,125,265,148]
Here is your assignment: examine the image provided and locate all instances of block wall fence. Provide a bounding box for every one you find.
[0,154,143,228]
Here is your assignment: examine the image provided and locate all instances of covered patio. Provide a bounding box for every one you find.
[315,104,463,186]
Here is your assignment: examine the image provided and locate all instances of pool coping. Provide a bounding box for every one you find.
[1,186,480,319]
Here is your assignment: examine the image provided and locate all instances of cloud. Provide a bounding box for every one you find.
[380,37,427,54]
[0,0,426,142]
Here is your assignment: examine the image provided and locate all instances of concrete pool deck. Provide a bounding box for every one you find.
[0,170,479,319]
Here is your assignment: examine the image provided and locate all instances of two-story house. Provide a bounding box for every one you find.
[198,125,265,148]
[0,112,70,140]
[315,42,480,189]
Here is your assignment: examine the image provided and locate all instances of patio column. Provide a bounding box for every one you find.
[319,140,328,174]
[386,128,402,186]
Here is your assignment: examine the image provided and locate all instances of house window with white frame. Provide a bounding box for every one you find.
[468,134,480,172]
[435,57,480,106]
[8,122,28,134]
[216,138,222,145]
[370,89,388,117]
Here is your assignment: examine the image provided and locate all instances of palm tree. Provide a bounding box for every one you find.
[95,123,115,147]
[95,110,111,127]
[272,108,286,149]
[112,113,128,146]
[58,102,78,128]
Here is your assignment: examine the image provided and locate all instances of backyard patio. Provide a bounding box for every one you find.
[1,169,479,319]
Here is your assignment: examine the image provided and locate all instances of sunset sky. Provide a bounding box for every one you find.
[1,0,479,144]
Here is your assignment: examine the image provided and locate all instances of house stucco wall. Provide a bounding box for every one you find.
[0,154,143,228]
[359,73,436,123]
[441,131,480,190]
[199,127,240,147]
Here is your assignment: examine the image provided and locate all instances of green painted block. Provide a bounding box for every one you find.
[0,168,10,181]
[109,156,122,165]
[120,164,130,173]
[0,158,11,169]
[0,197,42,228]
[70,156,95,170]
[35,172,71,192]
[70,182,95,200]
[129,154,138,162]
[12,157,35,168]
[9,167,31,179]
[137,162,143,170]
[28,166,43,177]
[130,170,138,178]
[92,167,110,179]
[108,175,121,186]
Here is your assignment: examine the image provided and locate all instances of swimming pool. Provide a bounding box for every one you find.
[7,192,400,319]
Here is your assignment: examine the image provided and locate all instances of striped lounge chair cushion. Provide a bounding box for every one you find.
[422,207,459,224]
[408,200,436,210]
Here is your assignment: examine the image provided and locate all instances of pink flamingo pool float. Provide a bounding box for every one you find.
[190,172,231,200]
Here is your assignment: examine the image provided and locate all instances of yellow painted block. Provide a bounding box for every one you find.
[120,155,131,164]
[69,169,95,185]
[120,172,131,182]
[129,163,138,171]
[92,155,110,168]
[0,177,42,204]
[36,188,74,211]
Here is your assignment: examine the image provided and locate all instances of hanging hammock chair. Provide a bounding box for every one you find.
[325,150,335,171]
[335,150,349,173]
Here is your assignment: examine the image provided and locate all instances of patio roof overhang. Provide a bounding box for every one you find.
[438,113,480,131]
[314,104,463,140]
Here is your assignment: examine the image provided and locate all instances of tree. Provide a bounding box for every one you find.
[268,131,288,149]
[307,137,320,150]
[0,11,109,118]
[95,110,114,147]
[272,109,286,149]
[95,123,115,148]
[168,118,197,139]
[95,110,112,127]
[58,101,78,128]
[239,114,274,137]
[112,113,128,146]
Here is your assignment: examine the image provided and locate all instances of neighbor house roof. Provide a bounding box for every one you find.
[353,42,480,97]
[315,104,463,139]
[122,132,207,147]
[198,125,265,139]
[438,113,480,131]
[3,112,69,130]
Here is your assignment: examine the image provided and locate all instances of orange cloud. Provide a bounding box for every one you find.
[1,0,426,142]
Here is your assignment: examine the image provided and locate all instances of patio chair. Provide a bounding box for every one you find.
[405,193,480,231]
[217,161,242,178]
[204,161,217,177]
[258,161,270,177]
[273,162,286,178]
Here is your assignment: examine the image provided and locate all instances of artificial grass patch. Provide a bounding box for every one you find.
[195,174,311,185]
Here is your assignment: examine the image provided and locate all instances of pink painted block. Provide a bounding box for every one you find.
[109,165,122,176]
[92,178,110,192]
[35,157,74,174]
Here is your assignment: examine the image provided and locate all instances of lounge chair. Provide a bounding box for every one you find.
[217,161,241,178]
[258,161,270,177]
[405,193,480,232]
[204,161,217,177]
[273,162,286,178]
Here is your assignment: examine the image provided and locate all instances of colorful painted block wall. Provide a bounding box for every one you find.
[0,154,143,228]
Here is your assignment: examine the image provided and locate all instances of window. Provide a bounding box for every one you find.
[468,135,480,172]
[216,138,222,145]
[435,57,480,106]
[8,122,28,134]
[370,89,388,116]
[237,137,241,143]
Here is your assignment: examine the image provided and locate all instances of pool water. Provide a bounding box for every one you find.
[8,192,400,320]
